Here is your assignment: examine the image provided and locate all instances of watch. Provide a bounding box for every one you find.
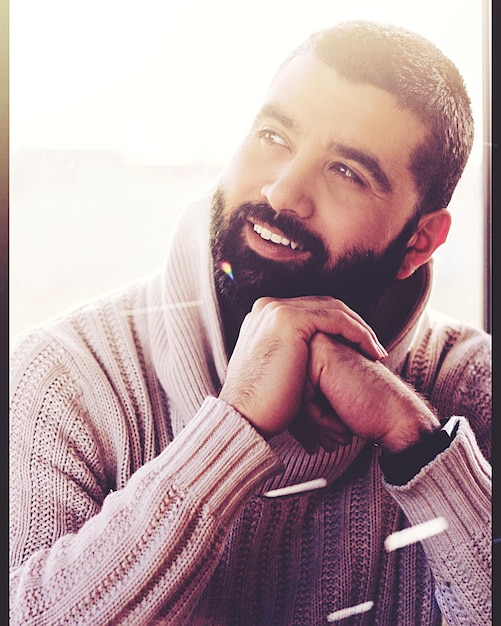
[378,417,460,486]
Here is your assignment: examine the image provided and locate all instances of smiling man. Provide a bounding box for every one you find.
[210,48,447,346]
[10,21,491,625]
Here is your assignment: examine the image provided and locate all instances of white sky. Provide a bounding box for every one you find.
[10,0,487,166]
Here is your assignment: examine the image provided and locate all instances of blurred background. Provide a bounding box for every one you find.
[9,0,491,338]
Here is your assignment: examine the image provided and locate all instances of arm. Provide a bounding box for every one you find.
[10,335,282,625]
[384,419,491,626]
[9,296,387,624]
[305,333,491,625]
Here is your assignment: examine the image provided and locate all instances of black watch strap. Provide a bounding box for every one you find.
[379,417,460,486]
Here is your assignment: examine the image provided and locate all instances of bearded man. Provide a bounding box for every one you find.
[10,20,491,625]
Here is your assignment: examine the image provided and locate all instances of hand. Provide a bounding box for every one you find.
[219,296,387,439]
[295,333,440,454]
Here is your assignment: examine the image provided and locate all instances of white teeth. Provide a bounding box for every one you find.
[252,222,301,251]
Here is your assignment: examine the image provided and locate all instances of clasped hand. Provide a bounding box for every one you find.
[219,296,439,454]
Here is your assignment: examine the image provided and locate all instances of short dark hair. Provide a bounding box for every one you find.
[280,20,474,215]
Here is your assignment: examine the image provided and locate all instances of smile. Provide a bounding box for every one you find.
[244,220,310,264]
[251,221,303,251]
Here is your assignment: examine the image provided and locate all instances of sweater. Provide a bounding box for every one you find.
[10,189,492,625]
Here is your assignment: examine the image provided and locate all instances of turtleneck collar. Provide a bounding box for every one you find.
[146,189,433,490]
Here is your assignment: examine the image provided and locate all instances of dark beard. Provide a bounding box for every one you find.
[209,186,419,323]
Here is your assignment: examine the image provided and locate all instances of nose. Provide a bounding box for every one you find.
[260,158,315,219]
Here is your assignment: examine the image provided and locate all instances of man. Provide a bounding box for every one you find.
[10,20,491,625]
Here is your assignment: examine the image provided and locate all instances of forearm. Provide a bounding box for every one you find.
[383,417,491,625]
[10,397,282,625]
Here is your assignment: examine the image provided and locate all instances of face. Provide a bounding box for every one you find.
[210,52,427,320]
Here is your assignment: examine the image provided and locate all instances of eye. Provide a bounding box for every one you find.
[331,163,364,186]
[257,128,289,149]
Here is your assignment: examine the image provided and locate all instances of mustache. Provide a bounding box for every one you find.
[230,201,329,260]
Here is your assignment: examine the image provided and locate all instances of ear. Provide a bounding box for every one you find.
[396,209,451,280]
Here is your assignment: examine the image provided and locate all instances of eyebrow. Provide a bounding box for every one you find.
[255,103,393,195]
[329,142,393,194]
[255,104,299,132]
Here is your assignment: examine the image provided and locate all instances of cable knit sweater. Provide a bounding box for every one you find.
[10,190,491,625]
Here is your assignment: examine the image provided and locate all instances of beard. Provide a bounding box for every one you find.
[209,186,419,322]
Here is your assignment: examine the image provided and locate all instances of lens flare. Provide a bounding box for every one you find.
[221,261,234,280]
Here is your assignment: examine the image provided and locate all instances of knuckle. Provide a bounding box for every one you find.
[251,296,274,313]
[240,312,253,331]
[269,303,298,328]
[315,295,339,305]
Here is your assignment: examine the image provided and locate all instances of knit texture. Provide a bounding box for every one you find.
[10,191,491,625]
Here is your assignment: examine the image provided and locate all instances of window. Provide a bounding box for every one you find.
[10,0,490,336]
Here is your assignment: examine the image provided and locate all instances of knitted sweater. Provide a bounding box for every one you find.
[10,190,491,625]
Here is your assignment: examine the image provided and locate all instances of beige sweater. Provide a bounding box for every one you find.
[10,191,491,625]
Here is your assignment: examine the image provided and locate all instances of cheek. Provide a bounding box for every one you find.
[315,205,370,245]
[317,211,394,264]
[318,189,412,255]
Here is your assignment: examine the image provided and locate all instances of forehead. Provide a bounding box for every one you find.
[264,52,427,182]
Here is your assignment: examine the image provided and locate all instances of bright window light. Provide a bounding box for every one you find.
[10,0,488,336]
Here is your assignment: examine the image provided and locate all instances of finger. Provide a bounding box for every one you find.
[317,431,353,450]
[305,310,386,359]
[288,424,319,455]
[290,416,352,452]
[305,399,353,441]
[301,386,354,448]
[254,301,386,360]
[252,295,386,353]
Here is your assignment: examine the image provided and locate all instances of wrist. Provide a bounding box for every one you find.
[379,417,460,485]
[380,423,439,455]
[378,406,441,454]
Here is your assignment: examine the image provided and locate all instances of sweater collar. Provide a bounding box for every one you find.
[369,261,432,375]
[148,190,432,489]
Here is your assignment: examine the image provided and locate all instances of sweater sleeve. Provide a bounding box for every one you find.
[382,318,492,625]
[10,332,283,625]
[384,418,491,626]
